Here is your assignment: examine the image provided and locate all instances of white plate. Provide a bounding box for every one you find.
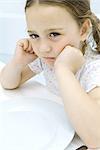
[0,97,75,150]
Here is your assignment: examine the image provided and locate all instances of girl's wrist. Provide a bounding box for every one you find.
[54,62,73,78]
[54,61,76,74]
[54,58,69,69]
[11,57,27,69]
[54,61,66,71]
[12,56,27,66]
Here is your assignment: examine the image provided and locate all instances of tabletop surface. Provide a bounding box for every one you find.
[0,61,84,150]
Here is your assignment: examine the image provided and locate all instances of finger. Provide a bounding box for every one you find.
[17,42,24,47]
[17,39,29,51]
[25,41,32,53]
[29,49,35,54]
[23,39,30,51]
[27,39,35,53]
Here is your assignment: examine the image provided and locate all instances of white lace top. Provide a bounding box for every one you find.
[28,46,100,95]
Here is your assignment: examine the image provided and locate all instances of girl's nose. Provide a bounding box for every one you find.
[39,41,51,53]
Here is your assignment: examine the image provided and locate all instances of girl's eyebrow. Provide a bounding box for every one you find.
[46,28,64,31]
[27,30,35,34]
[27,28,64,33]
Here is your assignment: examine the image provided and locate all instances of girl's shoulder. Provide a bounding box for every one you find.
[82,46,100,76]
[84,45,100,61]
[76,47,100,93]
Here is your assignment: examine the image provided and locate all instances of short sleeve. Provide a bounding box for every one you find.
[79,59,100,93]
[28,58,43,74]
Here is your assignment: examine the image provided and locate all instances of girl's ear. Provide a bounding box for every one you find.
[80,19,92,41]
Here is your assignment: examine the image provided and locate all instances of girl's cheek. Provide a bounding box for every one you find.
[54,40,69,52]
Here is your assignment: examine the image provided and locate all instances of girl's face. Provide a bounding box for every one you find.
[26,4,83,65]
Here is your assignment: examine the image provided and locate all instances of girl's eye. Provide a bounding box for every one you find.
[30,34,39,39]
[49,32,61,38]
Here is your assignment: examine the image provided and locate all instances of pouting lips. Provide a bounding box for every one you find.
[43,57,55,59]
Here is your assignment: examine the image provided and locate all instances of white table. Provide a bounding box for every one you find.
[0,61,84,150]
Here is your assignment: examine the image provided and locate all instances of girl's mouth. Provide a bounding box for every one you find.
[43,57,55,59]
[43,57,55,62]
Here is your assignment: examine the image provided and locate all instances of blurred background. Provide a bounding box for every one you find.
[0,0,100,63]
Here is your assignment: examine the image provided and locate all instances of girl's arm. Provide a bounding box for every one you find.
[55,64,100,148]
[0,38,38,89]
[54,46,100,148]
[0,60,36,89]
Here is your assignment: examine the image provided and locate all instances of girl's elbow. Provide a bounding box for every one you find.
[0,81,20,90]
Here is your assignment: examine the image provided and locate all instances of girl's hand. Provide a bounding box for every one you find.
[54,45,85,74]
[13,38,38,65]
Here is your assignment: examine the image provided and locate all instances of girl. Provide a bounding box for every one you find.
[0,0,100,149]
